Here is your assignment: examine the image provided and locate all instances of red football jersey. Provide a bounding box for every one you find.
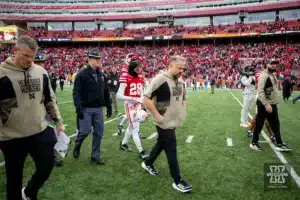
[119,73,144,98]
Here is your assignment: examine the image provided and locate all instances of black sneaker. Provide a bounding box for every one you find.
[22,187,38,200]
[250,143,263,151]
[275,143,292,152]
[270,136,276,143]
[120,142,132,152]
[139,150,149,160]
[172,179,192,193]
[139,132,146,139]
[247,130,253,137]
[141,162,158,175]
[293,99,296,104]
[117,125,123,135]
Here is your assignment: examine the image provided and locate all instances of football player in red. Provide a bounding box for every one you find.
[117,60,149,159]
[117,56,147,139]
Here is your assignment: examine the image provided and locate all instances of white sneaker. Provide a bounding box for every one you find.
[22,188,30,200]
[240,123,249,128]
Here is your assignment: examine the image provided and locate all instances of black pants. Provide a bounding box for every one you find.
[76,114,80,130]
[252,100,283,144]
[145,126,181,183]
[60,83,64,91]
[0,127,57,200]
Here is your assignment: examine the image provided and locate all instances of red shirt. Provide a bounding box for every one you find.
[119,73,144,98]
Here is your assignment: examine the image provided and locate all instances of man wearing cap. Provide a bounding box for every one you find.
[250,59,292,152]
[72,48,112,164]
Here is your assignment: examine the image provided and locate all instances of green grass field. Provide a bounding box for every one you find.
[1,86,300,200]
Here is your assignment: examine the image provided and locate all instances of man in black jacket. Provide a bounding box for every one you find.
[107,66,120,116]
[72,48,112,164]
[282,76,292,102]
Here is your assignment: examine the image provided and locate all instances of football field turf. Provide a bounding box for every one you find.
[0,86,300,199]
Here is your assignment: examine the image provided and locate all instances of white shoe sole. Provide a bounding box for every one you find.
[250,144,263,151]
[141,162,157,175]
[22,187,28,200]
[240,123,249,128]
[275,147,292,152]
[172,183,192,193]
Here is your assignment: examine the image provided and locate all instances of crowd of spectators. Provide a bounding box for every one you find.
[25,20,300,39]
[1,40,300,89]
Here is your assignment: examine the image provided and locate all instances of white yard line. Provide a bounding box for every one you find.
[147,132,158,140]
[228,89,300,188]
[112,130,125,136]
[226,138,233,147]
[186,135,194,144]
[258,141,269,143]
[58,101,73,105]
[0,115,124,168]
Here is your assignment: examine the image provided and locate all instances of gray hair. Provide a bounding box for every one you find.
[169,55,187,65]
[15,36,39,51]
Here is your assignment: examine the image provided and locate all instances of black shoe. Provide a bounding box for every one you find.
[250,143,263,151]
[270,136,276,143]
[139,150,149,160]
[139,132,146,139]
[73,135,85,159]
[275,143,292,152]
[117,125,123,135]
[293,99,296,104]
[141,162,158,175]
[91,158,105,165]
[120,142,132,152]
[54,156,64,167]
[22,187,38,200]
[247,130,253,137]
[172,179,192,193]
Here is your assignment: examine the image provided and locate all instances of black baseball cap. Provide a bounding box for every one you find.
[88,48,101,59]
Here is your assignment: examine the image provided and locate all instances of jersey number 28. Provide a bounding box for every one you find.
[130,83,143,96]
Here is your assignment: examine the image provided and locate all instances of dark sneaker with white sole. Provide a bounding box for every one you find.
[139,150,149,160]
[275,143,292,152]
[247,130,253,137]
[141,161,158,175]
[117,125,123,135]
[120,142,132,152]
[172,179,192,193]
[250,143,263,151]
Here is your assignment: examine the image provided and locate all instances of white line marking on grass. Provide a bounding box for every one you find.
[228,89,300,188]
[147,132,157,140]
[226,138,233,147]
[186,135,194,144]
[112,132,118,136]
[258,141,269,143]
[112,130,125,136]
[58,101,73,105]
